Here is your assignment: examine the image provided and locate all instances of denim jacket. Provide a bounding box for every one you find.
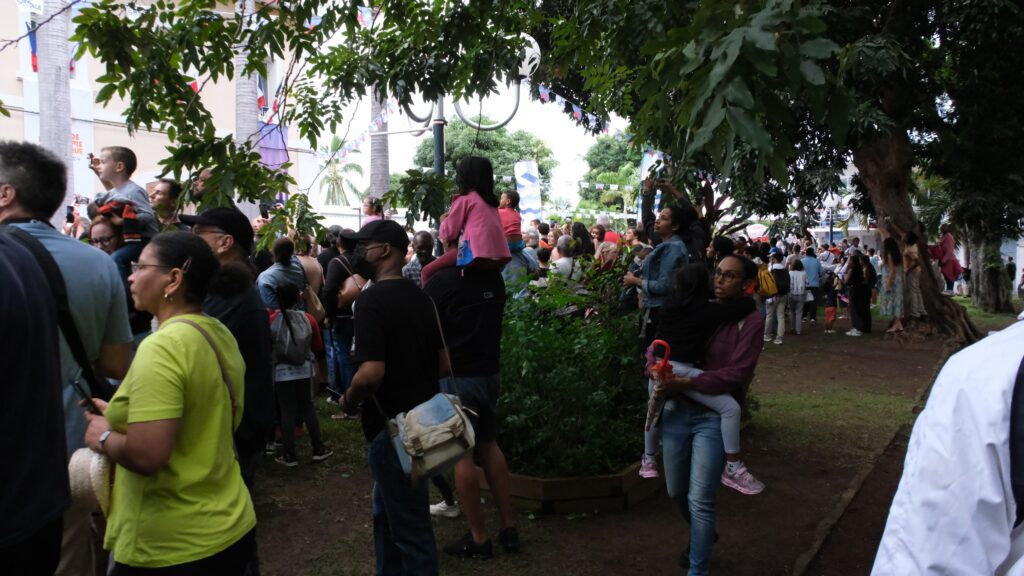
[641,234,689,309]
[256,256,307,310]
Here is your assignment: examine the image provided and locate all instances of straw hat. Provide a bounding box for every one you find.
[68,447,113,516]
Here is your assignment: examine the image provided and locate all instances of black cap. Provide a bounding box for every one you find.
[340,219,409,252]
[179,207,255,254]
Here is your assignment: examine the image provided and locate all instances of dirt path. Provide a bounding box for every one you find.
[253,316,954,575]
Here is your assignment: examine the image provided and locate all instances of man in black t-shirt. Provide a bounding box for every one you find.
[340,220,445,575]
[0,235,68,573]
[424,267,519,558]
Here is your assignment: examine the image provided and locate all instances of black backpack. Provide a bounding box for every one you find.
[771,267,791,296]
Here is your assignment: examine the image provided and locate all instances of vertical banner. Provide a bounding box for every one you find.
[514,160,542,225]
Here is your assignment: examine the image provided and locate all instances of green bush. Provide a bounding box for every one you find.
[497,267,647,477]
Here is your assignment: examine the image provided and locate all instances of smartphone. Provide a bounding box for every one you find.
[66,206,75,223]
[259,203,270,219]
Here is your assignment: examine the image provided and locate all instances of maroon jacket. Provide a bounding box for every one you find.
[689,307,765,398]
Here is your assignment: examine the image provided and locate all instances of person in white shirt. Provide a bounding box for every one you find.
[788,260,808,335]
[872,319,1024,575]
[549,234,582,282]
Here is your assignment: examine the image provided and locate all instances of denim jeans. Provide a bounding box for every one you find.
[661,398,726,576]
[330,320,356,398]
[367,430,438,576]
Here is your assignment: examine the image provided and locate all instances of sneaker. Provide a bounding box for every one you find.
[810,319,816,326]
[264,442,277,455]
[639,454,659,479]
[498,527,520,553]
[429,500,462,518]
[773,338,783,345]
[275,454,298,468]
[846,329,862,336]
[312,448,334,462]
[721,463,765,495]
[443,533,493,560]
[763,336,772,342]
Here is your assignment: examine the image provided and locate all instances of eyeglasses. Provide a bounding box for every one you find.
[130,262,174,274]
[92,235,115,246]
[713,268,742,282]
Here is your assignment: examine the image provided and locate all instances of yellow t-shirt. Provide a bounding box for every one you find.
[103,314,256,567]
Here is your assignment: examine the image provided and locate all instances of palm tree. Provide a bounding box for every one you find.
[319,136,365,206]
[38,0,72,228]
[369,91,390,198]
[233,0,259,218]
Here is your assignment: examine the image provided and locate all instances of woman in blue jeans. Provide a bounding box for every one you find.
[653,254,766,574]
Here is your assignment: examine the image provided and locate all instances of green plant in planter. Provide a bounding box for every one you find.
[497,273,646,478]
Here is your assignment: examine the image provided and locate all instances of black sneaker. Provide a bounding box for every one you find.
[443,533,493,560]
[498,527,520,553]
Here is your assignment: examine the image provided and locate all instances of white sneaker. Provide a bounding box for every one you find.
[846,329,862,336]
[429,500,461,518]
[773,338,783,345]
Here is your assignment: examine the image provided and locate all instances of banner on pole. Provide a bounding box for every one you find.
[515,160,543,225]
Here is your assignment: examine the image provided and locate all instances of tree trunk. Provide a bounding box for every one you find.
[852,129,983,345]
[233,0,259,219]
[968,228,1014,313]
[369,90,390,200]
[39,0,72,229]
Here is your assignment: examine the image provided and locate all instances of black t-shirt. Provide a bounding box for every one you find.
[423,267,506,376]
[0,235,70,545]
[317,246,339,276]
[655,297,755,364]
[204,265,276,442]
[323,254,356,319]
[353,278,442,441]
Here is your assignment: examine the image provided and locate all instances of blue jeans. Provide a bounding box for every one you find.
[111,241,145,281]
[367,430,438,576]
[329,320,356,398]
[661,398,726,576]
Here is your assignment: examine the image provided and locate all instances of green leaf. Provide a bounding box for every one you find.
[686,96,726,157]
[725,106,772,153]
[723,77,754,109]
[800,38,840,59]
[95,84,116,103]
[800,60,826,85]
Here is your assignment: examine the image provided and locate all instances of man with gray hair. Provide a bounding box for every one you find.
[597,214,622,245]
[549,234,582,281]
[0,140,132,576]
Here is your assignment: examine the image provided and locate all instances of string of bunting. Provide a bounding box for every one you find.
[577,182,635,192]
[315,99,400,163]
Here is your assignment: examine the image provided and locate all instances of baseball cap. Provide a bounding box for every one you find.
[340,219,409,252]
[180,207,255,254]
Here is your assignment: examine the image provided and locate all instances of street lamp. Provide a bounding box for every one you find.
[822,193,839,246]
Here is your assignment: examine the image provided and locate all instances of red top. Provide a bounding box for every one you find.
[498,207,522,238]
[267,309,324,354]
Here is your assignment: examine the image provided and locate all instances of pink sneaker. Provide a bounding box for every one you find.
[639,454,659,479]
[720,463,765,495]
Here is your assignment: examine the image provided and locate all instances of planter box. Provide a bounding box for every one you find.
[476,461,664,514]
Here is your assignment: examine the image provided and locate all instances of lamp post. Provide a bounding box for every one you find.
[822,193,839,246]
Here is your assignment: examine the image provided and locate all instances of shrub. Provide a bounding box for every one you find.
[497,266,646,477]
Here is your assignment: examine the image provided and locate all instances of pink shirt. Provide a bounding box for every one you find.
[498,208,522,237]
[440,191,511,262]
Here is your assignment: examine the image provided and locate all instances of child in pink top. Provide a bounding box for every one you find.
[421,157,511,287]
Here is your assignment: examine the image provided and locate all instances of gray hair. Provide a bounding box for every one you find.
[556,234,574,256]
[596,214,611,227]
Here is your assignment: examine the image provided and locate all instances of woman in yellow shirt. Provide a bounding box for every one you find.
[83,232,256,573]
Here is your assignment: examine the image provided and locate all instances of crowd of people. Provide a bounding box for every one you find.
[3,137,976,575]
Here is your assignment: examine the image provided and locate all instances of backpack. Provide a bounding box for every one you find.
[757,263,778,298]
[271,309,313,365]
[771,266,791,296]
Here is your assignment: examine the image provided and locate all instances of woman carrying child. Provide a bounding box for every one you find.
[421,157,510,287]
[640,263,765,496]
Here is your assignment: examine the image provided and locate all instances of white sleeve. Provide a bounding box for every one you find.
[873,342,1022,575]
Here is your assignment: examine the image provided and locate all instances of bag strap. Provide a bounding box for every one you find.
[1010,350,1024,527]
[0,224,113,410]
[333,255,364,290]
[165,318,239,421]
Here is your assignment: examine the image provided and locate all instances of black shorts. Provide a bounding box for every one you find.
[440,374,501,444]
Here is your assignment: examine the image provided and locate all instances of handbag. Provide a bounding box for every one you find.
[304,285,326,324]
[372,300,475,486]
[805,291,815,303]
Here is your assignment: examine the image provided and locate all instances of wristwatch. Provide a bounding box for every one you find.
[98,429,112,450]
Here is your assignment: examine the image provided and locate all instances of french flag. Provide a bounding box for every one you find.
[257,75,268,111]
[271,81,283,113]
[27,23,38,72]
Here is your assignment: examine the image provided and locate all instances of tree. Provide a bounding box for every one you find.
[318,136,364,207]
[369,92,390,198]
[38,0,72,229]
[53,0,537,208]
[539,0,1015,343]
[411,118,557,202]
[580,136,637,203]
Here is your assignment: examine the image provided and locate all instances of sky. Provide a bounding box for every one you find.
[336,81,629,207]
